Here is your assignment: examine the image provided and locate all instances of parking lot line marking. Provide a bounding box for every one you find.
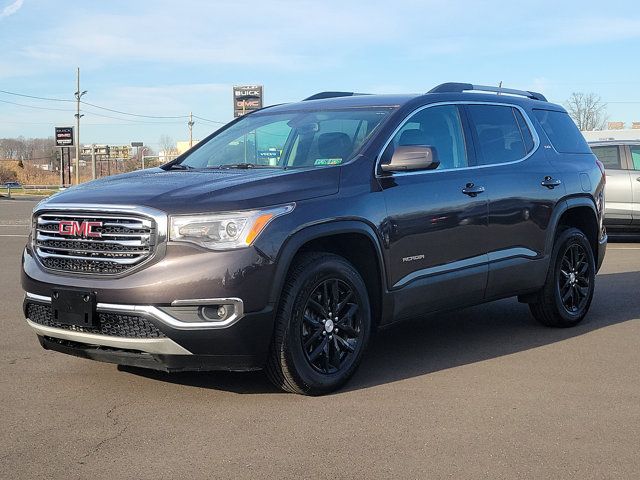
[0,224,29,227]
[0,234,27,237]
[608,247,640,250]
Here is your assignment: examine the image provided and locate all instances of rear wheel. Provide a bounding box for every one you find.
[529,227,595,327]
[266,252,371,395]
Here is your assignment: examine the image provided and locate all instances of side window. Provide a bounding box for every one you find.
[630,146,640,170]
[591,146,622,170]
[467,105,527,165]
[382,105,468,170]
[533,109,591,154]
[513,109,535,153]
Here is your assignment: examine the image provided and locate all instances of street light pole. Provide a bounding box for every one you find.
[74,67,87,184]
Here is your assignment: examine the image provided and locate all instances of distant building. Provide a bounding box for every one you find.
[176,140,200,155]
[607,121,625,130]
[582,129,640,141]
[80,145,131,161]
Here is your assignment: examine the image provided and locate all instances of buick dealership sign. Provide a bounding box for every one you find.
[55,127,74,147]
[233,85,263,117]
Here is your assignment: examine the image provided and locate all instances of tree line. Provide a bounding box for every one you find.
[0,137,57,162]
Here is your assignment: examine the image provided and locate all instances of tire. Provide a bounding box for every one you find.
[529,227,596,328]
[266,252,372,395]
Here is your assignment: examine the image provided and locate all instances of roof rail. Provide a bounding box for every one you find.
[303,91,368,101]
[428,82,547,102]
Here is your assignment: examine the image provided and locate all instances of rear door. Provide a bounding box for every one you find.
[627,144,640,224]
[591,145,632,225]
[464,103,563,298]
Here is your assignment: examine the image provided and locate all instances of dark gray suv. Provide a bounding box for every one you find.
[22,83,607,395]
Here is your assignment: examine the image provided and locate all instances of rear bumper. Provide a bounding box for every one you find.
[24,292,275,371]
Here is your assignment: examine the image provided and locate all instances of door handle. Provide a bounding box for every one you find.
[462,182,485,197]
[541,176,562,189]
[636,177,640,182]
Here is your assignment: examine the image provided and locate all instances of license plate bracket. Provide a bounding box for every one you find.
[51,289,97,328]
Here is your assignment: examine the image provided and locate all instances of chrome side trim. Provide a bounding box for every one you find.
[392,247,539,289]
[393,254,488,289]
[375,101,541,178]
[24,292,245,330]
[26,319,191,355]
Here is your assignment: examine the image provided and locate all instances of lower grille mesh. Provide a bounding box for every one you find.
[27,303,166,339]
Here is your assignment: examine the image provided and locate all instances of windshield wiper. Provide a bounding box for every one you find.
[164,163,193,170]
[216,163,276,169]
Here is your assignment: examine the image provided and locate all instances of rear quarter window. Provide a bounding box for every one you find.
[533,109,591,154]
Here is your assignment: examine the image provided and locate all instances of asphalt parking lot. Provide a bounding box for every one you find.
[1,198,639,479]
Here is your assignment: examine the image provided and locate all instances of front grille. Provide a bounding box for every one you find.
[34,211,157,275]
[27,303,166,339]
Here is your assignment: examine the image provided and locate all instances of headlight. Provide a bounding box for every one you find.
[169,204,294,250]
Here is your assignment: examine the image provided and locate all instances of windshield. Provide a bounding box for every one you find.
[177,107,394,169]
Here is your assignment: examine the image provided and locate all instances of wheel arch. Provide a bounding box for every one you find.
[547,196,600,266]
[268,220,389,328]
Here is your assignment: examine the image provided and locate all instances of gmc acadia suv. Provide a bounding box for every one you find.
[22,83,607,395]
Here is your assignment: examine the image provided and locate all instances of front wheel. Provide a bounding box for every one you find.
[529,227,596,327]
[266,252,371,395]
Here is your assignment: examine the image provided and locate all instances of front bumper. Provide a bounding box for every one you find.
[23,292,275,371]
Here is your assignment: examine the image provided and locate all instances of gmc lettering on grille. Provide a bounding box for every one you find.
[58,220,103,238]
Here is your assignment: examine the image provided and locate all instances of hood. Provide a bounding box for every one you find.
[43,167,340,214]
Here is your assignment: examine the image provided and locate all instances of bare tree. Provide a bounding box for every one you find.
[159,134,178,157]
[565,92,608,131]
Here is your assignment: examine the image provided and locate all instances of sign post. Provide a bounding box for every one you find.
[55,127,74,187]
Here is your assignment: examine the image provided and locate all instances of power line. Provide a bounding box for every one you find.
[80,100,190,119]
[0,98,76,112]
[0,89,74,102]
[192,114,226,124]
[1,88,228,123]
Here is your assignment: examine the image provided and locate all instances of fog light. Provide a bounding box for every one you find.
[200,304,234,322]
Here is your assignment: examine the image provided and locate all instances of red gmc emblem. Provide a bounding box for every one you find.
[58,220,103,238]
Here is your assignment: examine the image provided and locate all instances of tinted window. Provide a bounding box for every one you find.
[382,105,468,170]
[467,105,527,165]
[514,109,535,153]
[630,146,640,170]
[533,110,591,154]
[591,146,622,169]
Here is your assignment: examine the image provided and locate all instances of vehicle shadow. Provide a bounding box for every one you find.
[120,271,640,395]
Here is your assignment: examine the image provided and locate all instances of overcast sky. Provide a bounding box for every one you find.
[1,0,639,148]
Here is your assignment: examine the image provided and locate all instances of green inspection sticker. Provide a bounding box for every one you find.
[314,158,343,166]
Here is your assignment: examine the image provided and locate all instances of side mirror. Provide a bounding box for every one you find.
[380,145,440,173]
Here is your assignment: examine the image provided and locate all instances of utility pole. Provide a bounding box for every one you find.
[74,67,87,184]
[188,112,194,148]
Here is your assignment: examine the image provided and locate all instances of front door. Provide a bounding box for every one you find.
[379,104,489,319]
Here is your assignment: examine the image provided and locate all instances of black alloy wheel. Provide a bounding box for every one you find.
[558,243,591,314]
[266,252,372,395]
[529,227,595,328]
[301,278,362,375]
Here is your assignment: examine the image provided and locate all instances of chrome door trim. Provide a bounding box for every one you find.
[374,101,541,178]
